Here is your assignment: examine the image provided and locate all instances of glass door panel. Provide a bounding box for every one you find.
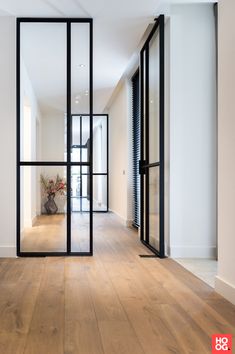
[71,114,108,214]
[20,22,67,163]
[20,165,67,252]
[71,23,90,115]
[140,15,165,257]
[149,28,160,164]
[71,115,90,163]
[17,19,93,256]
[149,166,160,250]
[71,166,90,253]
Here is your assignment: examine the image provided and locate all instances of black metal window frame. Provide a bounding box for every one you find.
[139,15,165,258]
[16,17,93,257]
[71,114,109,213]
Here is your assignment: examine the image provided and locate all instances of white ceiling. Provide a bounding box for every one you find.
[0,0,215,113]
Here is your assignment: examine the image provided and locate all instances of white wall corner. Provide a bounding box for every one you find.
[215,276,235,306]
[0,246,17,258]
[109,209,133,228]
[170,245,217,259]
[126,219,134,228]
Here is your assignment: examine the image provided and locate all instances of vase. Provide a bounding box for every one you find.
[44,194,58,215]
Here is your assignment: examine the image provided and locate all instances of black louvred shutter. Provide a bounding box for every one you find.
[132,70,140,227]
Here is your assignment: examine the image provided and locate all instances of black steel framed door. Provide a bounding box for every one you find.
[71,114,109,213]
[16,18,93,256]
[139,15,165,258]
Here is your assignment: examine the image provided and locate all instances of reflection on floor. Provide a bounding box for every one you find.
[3,214,235,353]
[21,214,66,252]
[21,213,90,253]
[72,198,107,212]
[149,214,160,250]
[174,258,218,288]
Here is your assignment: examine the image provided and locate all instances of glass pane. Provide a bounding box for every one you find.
[93,116,107,173]
[71,23,90,115]
[71,115,90,163]
[20,166,67,252]
[149,28,160,163]
[93,175,107,211]
[20,23,67,162]
[71,166,90,252]
[71,166,90,212]
[149,166,160,251]
[72,115,81,146]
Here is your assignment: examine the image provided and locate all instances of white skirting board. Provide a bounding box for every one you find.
[215,276,235,306]
[170,245,217,258]
[0,246,16,257]
[108,209,133,228]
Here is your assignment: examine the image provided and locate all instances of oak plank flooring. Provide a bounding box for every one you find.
[64,259,104,354]
[0,213,234,354]
[23,258,65,354]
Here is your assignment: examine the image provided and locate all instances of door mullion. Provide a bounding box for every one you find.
[67,21,71,254]
[159,15,165,258]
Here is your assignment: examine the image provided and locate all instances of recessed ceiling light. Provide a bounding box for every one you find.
[78,64,85,68]
[75,100,79,104]
[75,95,80,100]
[85,91,89,96]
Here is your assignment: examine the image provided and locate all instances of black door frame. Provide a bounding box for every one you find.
[71,114,109,213]
[139,15,165,258]
[16,18,93,257]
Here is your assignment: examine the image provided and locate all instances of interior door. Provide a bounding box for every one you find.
[139,15,165,257]
[17,19,93,256]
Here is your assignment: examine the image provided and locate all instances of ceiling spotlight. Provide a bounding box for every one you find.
[78,64,85,68]
[75,100,79,104]
[75,95,80,100]
[85,91,89,96]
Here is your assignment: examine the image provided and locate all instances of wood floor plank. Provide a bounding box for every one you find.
[87,262,127,322]
[64,258,104,354]
[140,258,235,336]
[0,333,27,354]
[65,321,104,354]
[23,258,65,354]
[0,259,44,335]
[98,320,145,354]
[120,299,184,354]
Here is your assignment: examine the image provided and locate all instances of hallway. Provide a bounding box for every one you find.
[0,214,234,354]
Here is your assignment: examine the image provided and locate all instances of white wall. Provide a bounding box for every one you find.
[215,0,235,305]
[108,80,132,224]
[0,17,16,256]
[41,109,65,162]
[40,109,66,213]
[169,4,217,258]
[20,60,42,228]
[93,116,107,209]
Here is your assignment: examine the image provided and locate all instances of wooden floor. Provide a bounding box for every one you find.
[1,213,235,354]
[21,214,90,253]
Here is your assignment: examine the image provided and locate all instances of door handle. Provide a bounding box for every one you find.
[139,160,147,175]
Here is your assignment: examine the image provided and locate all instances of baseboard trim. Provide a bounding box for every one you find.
[170,245,217,258]
[0,246,16,258]
[109,209,133,228]
[215,276,235,306]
